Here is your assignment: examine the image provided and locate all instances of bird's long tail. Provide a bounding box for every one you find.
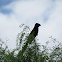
[21,34,35,55]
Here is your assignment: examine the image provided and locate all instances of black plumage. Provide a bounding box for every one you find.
[28,23,41,44]
[30,23,41,38]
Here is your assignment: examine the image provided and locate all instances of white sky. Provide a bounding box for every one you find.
[0,0,62,50]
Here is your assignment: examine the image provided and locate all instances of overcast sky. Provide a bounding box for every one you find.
[0,0,62,50]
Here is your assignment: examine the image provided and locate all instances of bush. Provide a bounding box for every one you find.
[0,24,62,62]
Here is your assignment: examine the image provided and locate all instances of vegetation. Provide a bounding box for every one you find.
[0,24,62,62]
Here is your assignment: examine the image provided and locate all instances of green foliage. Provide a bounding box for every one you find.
[0,24,62,62]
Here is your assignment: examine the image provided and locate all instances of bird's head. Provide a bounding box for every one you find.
[35,23,41,27]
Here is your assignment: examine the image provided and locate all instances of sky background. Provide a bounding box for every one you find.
[0,0,62,50]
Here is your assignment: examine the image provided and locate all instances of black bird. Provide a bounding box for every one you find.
[21,23,41,54]
[30,23,41,37]
[28,23,41,44]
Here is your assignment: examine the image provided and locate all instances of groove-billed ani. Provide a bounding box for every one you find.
[21,23,41,55]
[28,23,41,44]
[30,23,41,38]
